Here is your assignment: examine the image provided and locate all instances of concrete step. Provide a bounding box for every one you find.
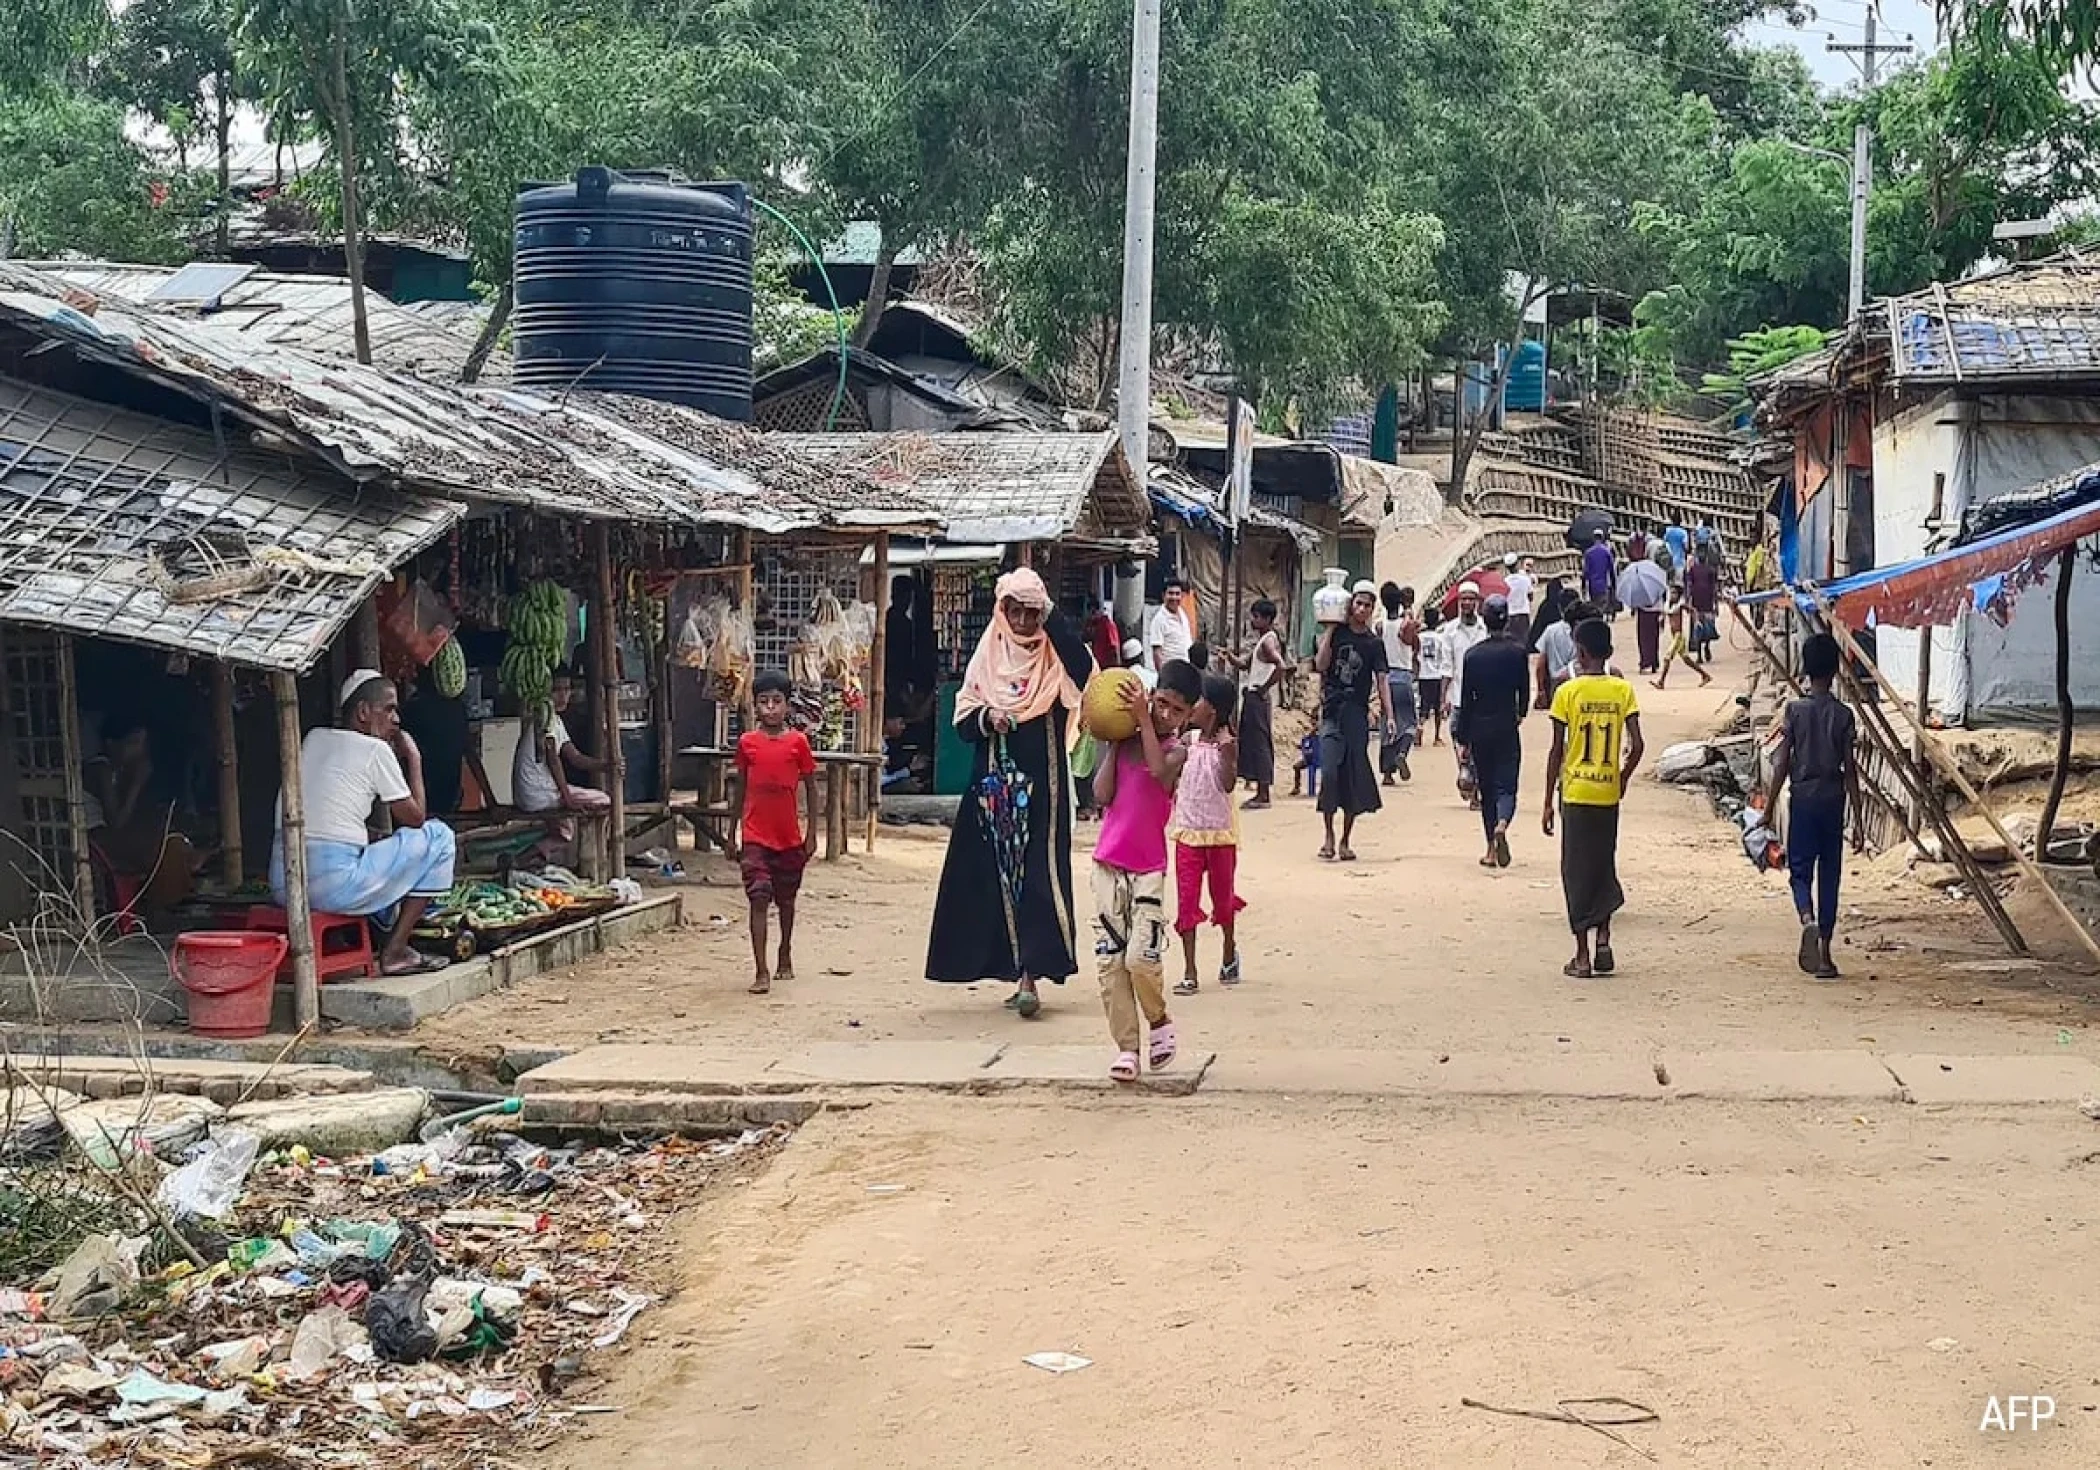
[523,1090,827,1131]
[517,1042,1214,1098]
[3,1053,377,1105]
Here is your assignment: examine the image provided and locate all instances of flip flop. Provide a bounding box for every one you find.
[1172,977,1200,996]
[1563,959,1593,979]
[1219,956,1242,987]
[1796,923,1820,975]
[1110,1051,1140,1083]
[382,952,450,978]
[1148,1020,1178,1071]
[1593,944,1616,975]
[1494,831,1512,868]
[1317,844,1336,861]
[748,973,772,995]
[1813,960,1841,981]
[1337,846,1358,862]
[1015,989,1043,1019]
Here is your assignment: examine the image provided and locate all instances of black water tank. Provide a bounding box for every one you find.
[512,167,754,419]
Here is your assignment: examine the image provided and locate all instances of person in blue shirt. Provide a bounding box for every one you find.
[1663,521,1689,575]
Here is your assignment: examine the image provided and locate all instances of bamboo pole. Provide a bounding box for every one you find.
[865,532,890,852]
[735,531,755,724]
[211,662,243,886]
[55,637,94,924]
[273,672,319,1029]
[1911,473,1945,837]
[592,525,626,879]
[2038,545,2076,852]
[1815,596,2100,969]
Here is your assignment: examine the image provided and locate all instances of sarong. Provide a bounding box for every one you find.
[1237,686,1276,786]
[1317,704,1381,818]
[271,822,456,919]
[1559,803,1625,933]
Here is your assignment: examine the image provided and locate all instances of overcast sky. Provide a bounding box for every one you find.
[1738,0,1940,91]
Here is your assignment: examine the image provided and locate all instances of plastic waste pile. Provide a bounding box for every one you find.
[0,1115,792,1468]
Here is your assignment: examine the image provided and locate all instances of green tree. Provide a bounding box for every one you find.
[0,90,189,261]
[236,0,501,362]
[99,0,245,253]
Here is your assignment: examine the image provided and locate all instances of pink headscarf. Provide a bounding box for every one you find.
[955,568,1081,727]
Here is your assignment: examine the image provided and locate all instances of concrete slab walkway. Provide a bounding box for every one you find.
[515,1040,2100,1120]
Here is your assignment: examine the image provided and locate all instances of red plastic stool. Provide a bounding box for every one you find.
[89,842,145,937]
[242,905,376,983]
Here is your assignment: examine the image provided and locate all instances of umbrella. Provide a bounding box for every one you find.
[974,736,1033,959]
[1440,566,1509,617]
[1617,558,1668,611]
[1567,508,1614,551]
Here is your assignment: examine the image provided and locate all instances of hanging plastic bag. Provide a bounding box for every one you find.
[378,577,457,672]
[675,601,714,670]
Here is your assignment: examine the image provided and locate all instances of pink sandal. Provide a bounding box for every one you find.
[1109,1051,1140,1082]
[1148,1021,1178,1072]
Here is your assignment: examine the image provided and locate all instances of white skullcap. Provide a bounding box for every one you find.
[1458,580,1482,597]
[338,668,387,709]
[1351,579,1377,597]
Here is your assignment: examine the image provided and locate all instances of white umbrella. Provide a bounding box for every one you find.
[1616,559,1668,611]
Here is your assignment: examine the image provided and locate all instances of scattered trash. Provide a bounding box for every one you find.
[1022,1352,1093,1374]
[1461,1396,1659,1461]
[1927,1336,1959,1353]
[0,1092,795,1469]
[2079,1096,2100,1121]
[866,1184,908,1195]
[157,1130,260,1220]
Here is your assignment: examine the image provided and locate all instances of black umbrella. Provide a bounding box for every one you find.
[1567,508,1614,551]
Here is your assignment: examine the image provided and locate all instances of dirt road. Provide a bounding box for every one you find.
[551,1096,2100,1469]
[423,638,2094,1066]
[434,638,2100,1466]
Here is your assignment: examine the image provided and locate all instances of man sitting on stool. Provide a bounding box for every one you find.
[271,669,456,976]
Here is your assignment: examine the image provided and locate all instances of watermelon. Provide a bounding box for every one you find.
[1082,667,1143,743]
[432,636,467,699]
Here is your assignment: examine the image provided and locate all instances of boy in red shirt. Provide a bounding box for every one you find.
[731,671,818,994]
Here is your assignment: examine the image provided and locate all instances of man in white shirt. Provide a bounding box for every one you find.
[1121,638,1159,692]
[1147,579,1194,671]
[271,670,457,976]
[1502,553,1536,648]
[1441,581,1491,721]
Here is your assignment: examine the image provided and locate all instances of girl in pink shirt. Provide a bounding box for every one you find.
[1090,660,1198,1082]
[1172,673,1245,994]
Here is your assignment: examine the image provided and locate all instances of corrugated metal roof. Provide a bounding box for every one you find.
[0,265,941,536]
[776,430,1149,546]
[0,375,457,672]
[28,260,509,384]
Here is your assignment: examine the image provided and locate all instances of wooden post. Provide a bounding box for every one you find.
[55,637,95,924]
[212,662,243,886]
[1910,472,1945,837]
[351,596,381,670]
[592,523,626,879]
[1816,598,2100,969]
[2038,545,2077,852]
[273,671,319,1029]
[735,530,755,723]
[865,532,890,852]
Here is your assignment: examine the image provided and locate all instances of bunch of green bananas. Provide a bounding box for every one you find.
[500,581,567,710]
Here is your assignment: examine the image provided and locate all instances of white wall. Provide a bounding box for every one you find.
[1869,392,1966,719]
[1961,395,2100,719]
[1875,393,2100,722]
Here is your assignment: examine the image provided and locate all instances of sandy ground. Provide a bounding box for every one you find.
[548,1095,2100,1469]
[416,635,2100,1067]
[471,634,2100,1468]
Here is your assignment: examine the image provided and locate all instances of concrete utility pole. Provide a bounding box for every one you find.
[1116,0,1162,488]
[1829,8,1912,322]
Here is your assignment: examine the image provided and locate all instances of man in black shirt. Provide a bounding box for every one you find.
[1765,632,1858,979]
[1454,595,1531,868]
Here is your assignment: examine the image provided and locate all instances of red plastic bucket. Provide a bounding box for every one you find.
[172,932,288,1039]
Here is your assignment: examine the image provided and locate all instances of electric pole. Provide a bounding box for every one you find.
[1829,8,1911,321]
[1116,0,1161,489]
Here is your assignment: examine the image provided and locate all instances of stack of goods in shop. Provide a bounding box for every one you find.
[673,594,754,707]
[788,589,875,751]
[498,580,567,727]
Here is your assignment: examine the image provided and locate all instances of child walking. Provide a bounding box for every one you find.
[1651,583,1712,689]
[730,670,818,995]
[1089,660,1199,1081]
[1542,619,1645,978]
[1172,673,1245,995]
[1415,606,1451,746]
[1766,633,1858,979]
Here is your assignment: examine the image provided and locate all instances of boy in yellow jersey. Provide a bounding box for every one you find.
[1542,619,1646,978]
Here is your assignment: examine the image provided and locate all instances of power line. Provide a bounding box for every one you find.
[815,0,1002,171]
